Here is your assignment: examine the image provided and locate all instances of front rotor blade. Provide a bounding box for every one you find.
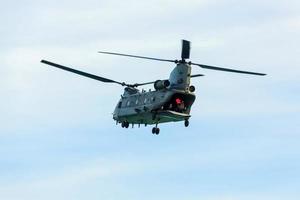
[98,51,175,63]
[41,60,124,85]
[134,81,155,87]
[191,62,266,76]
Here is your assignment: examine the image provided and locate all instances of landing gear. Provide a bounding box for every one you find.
[184,119,189,127]
[152,127,160,135]
[156,128,160,134]
[152,127,155,134]
[152,122,160,135]
[121,121,129,128]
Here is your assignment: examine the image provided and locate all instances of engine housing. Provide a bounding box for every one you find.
[154,80,170,90]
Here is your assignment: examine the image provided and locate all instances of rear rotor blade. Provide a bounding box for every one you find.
[190,74,205,78]
[98,51,176,63]
[41,60,125,85]
[181,40,191,60]
[191,62,266,76]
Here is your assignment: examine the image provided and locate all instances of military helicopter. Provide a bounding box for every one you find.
[41,40,266,135]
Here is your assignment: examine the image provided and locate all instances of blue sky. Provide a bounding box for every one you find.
[1,0,300,199]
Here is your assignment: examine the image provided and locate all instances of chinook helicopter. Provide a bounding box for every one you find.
[41,40,266,135]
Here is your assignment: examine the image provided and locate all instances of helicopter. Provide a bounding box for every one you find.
[41,40,266,135]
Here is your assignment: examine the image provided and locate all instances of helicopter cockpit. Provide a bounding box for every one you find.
[123,87,139,96]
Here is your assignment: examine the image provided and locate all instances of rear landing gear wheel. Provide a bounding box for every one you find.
[155,128,160,135]
[152,127,160,135]
[184,119,189,127]
[152,127,156,134]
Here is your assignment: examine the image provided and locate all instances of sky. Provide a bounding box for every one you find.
[1,0,300,199]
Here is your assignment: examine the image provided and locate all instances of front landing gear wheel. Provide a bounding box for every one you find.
[184,119,189,127]
[124,121,129,128]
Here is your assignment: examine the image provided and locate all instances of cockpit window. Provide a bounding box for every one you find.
[118,101,122,108]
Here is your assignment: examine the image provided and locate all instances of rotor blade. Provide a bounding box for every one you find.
[41,60,125,85]
[133,81,155,87]
[190,74,205,78]
[181,40,191,60]
[191,62,266,76]
[98,51,175,63]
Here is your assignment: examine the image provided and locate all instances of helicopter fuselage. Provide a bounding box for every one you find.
[113,62,196,126]
[113,88,195,125]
